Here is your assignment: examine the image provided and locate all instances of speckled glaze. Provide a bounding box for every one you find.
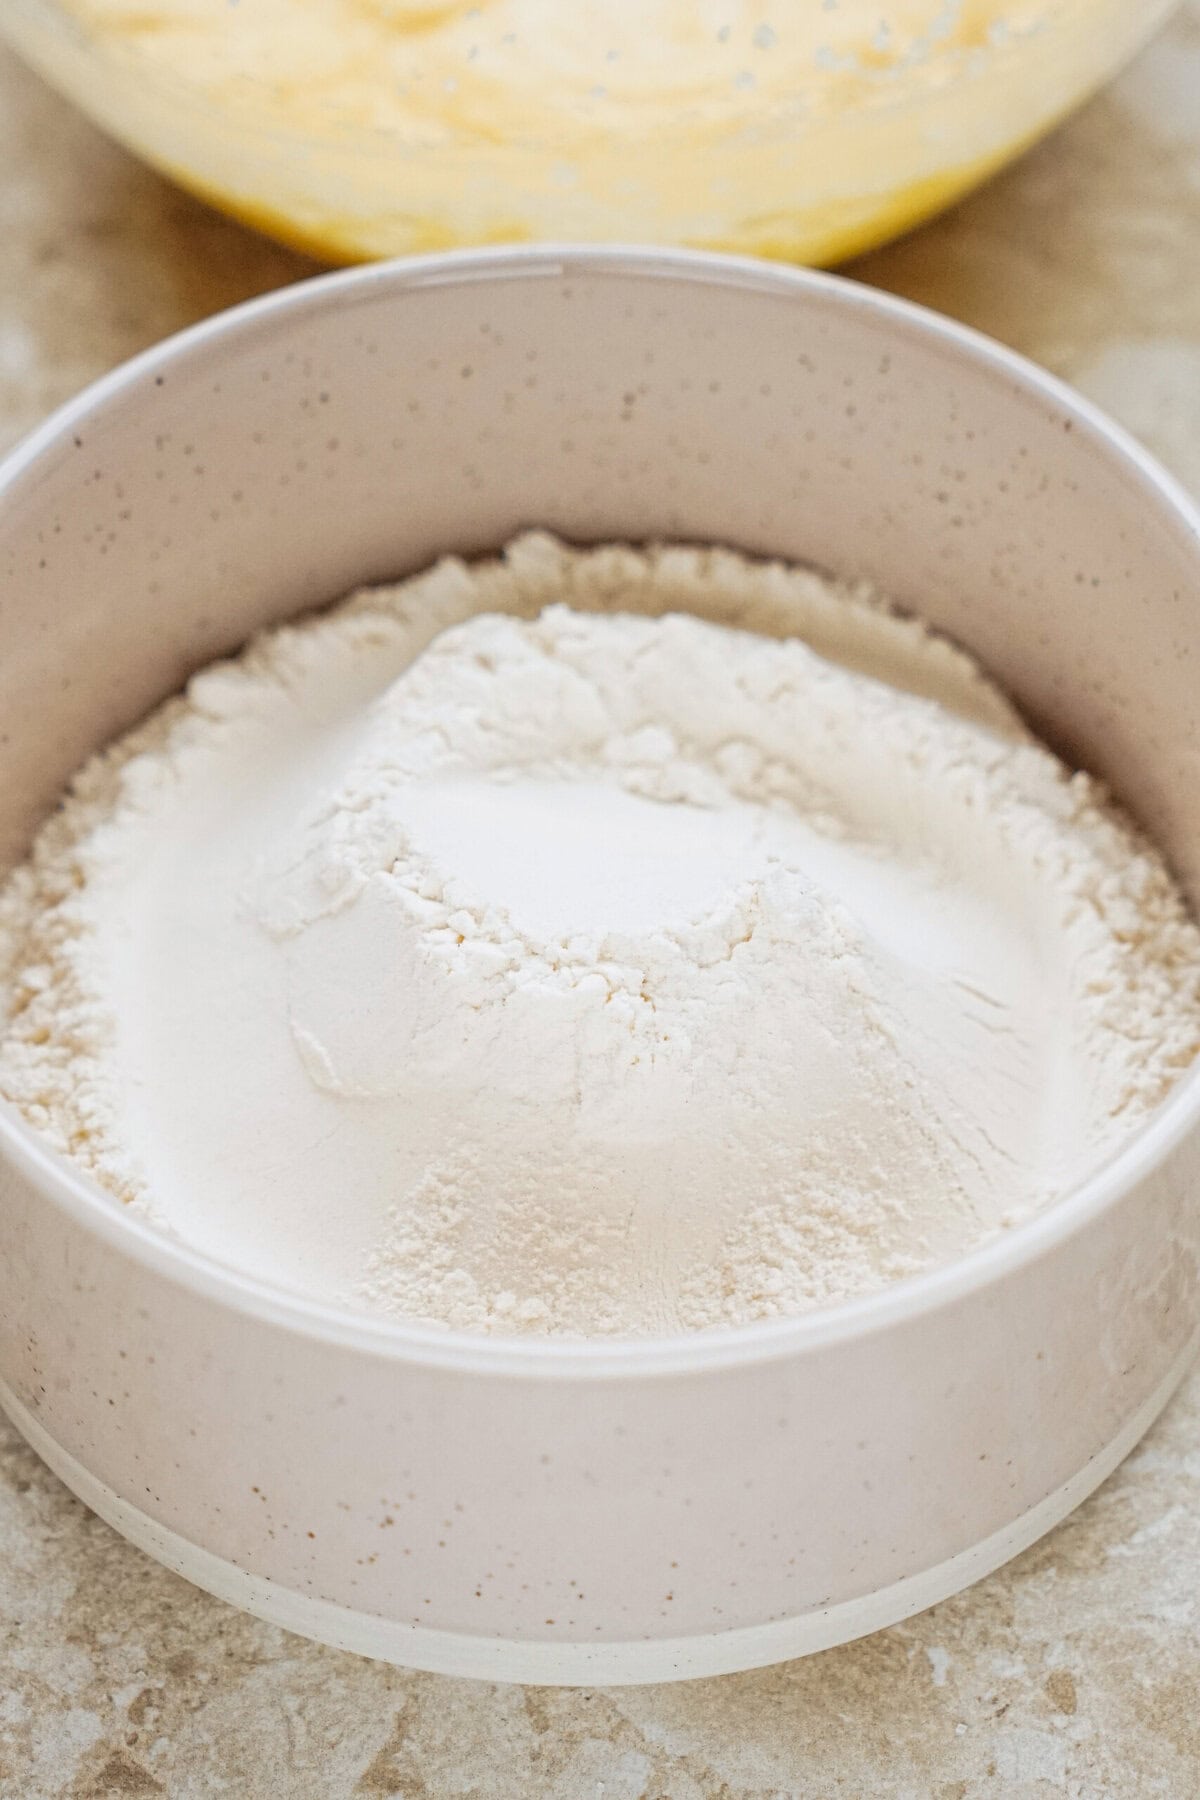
[1,249,1200,1684]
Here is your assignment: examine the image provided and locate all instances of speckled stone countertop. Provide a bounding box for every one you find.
[2,11,1200,1796]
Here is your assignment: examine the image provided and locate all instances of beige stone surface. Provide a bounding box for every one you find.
[2,9,1200,1794]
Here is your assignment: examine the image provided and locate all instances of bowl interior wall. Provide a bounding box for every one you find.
[2,259,1197,896]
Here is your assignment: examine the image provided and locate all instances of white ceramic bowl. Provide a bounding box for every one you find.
[2,250,1199,1687]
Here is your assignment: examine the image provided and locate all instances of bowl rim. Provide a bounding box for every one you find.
[3,242,1200,1381]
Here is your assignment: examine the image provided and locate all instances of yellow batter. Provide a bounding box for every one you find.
[9,0,1176,260]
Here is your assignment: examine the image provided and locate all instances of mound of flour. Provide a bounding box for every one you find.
[3,533,1199,1334]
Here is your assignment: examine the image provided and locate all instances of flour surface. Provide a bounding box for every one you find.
[3,534,1199,1335]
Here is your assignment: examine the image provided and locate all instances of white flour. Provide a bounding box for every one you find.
[3,533,1199,1335]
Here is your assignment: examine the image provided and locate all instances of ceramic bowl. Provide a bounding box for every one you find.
[2,248,1199,1685]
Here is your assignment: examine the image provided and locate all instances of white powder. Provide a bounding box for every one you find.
[3,533,1199,1336]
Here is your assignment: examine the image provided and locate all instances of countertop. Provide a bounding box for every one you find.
[2,11,1200,1795]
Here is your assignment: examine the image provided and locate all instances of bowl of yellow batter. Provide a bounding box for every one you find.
[0,0,1178,264]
